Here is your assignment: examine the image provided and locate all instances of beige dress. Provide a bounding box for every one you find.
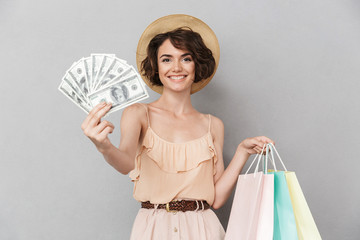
[129,103,225,240]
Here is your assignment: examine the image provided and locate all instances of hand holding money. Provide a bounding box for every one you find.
[58,54,149,115]
[81,102,115,153]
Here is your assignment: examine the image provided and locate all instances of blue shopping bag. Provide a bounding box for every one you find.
[267,143,298,240]
[270,171,298,240]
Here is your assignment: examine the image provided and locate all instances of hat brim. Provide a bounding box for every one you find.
[136,14,220,95]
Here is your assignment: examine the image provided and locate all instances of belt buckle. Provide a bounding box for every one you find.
[166,200,178,213]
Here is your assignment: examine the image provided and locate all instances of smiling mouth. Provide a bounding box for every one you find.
[169,75,186,80]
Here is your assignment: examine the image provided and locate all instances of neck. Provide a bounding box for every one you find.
[153,87,194,115]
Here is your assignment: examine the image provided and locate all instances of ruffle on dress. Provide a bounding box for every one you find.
[129,127,218,181]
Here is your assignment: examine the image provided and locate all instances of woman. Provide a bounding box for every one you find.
[81,15,274,239]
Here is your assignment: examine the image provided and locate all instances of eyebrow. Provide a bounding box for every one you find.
[159,53,192,58]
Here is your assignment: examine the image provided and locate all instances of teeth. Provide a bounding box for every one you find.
[170,76,185,80]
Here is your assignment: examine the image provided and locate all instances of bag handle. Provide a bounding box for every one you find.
[261,143,277,172]
[267,143,287,171]
[245,144,275,177]
[244,143,287,176]
[244,144,267,175]
[256,144,271,174]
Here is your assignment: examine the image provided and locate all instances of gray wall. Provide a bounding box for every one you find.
[1,0,359,239]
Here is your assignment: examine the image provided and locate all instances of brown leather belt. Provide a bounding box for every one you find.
[141,200,210,212]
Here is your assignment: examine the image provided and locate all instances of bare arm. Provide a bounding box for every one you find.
[81,102,145,175]
[210,117,274,209]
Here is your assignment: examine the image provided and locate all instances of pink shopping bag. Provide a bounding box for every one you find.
[225,146,274,240]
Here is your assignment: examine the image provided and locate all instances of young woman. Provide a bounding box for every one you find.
[81,15,274,240]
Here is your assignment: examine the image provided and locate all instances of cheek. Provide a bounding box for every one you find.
[158,64,170,76]
[188,63,196,75]
[157,66,166,82]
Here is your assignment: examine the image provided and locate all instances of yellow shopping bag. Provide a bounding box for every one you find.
[285,172,322,240]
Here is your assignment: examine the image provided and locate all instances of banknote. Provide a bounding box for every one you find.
[67,58,90,99]
[59,54,149,115]
[101,66,138,90]
[88,73,149,114]
[83,57,93,93]
[62,72,90,106]
[58,80,91,113]
[91,54,104,91]
[95,57,131,91]
[91,53,116,91]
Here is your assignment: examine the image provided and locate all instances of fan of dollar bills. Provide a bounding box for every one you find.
[58,54,149,115]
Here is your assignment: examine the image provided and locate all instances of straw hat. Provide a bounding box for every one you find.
[136,14,220,94]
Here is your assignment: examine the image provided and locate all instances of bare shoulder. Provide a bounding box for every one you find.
[209,114,224,142]
[121,103,148,126]
[210,114,224,131]
[123,102,146,115]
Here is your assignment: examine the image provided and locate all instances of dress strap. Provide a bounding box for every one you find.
[138,103,150,128]
[208,114,211,133]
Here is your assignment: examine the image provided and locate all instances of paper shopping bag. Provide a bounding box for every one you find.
[285,172,322,240]
[225,148,274,240]
[267,143,298,240]
[269,171,299,240]
[255,173,274,239]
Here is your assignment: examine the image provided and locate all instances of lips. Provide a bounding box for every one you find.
[168,75,187,82]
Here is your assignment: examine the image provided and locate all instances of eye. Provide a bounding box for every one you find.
[183,57,193,62]
[161,58,171,63]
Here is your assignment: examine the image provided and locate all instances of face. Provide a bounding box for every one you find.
[111,87,126,103]
[157,39,195,93]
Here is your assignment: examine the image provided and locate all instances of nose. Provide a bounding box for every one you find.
[173,60,182,72]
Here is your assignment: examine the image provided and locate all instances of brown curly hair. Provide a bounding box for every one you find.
[141,27,216,86]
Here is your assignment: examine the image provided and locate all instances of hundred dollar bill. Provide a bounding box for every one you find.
[107,67,145,91]
[58,80,91,113]
[88,73,149,114]
[91,54,116,91]
[94,56,118,91]
[91,54,104,91]
[95,57,131,92]
[104,65,148,91]
[67,58,90,100]
[91,54,116,92]
[83,57,93,93]
[62,72,90,106]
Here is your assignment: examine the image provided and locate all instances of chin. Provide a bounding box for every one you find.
[165,86,192,93]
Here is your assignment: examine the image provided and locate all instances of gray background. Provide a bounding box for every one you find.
[1,0,359,239]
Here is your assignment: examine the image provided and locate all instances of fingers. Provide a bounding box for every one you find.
[94,120,115,134]
[237,136,275,156]
[250,136,275,154]
[248,137,266,149]
[84,119,114,139]
[255,136,275,146]
[81,102,114,143]
[97,126,114,140]
[80,102,115,152]
[87,102,112,128]
[81,102,107,130]
[254,145,270,155]
[254,146,263,154]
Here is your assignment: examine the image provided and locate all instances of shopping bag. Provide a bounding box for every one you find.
[270,171,299,240]
[267,144,298,240]
[225,145,274,240]
[256,171,274,239]
[285,172,322,240]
